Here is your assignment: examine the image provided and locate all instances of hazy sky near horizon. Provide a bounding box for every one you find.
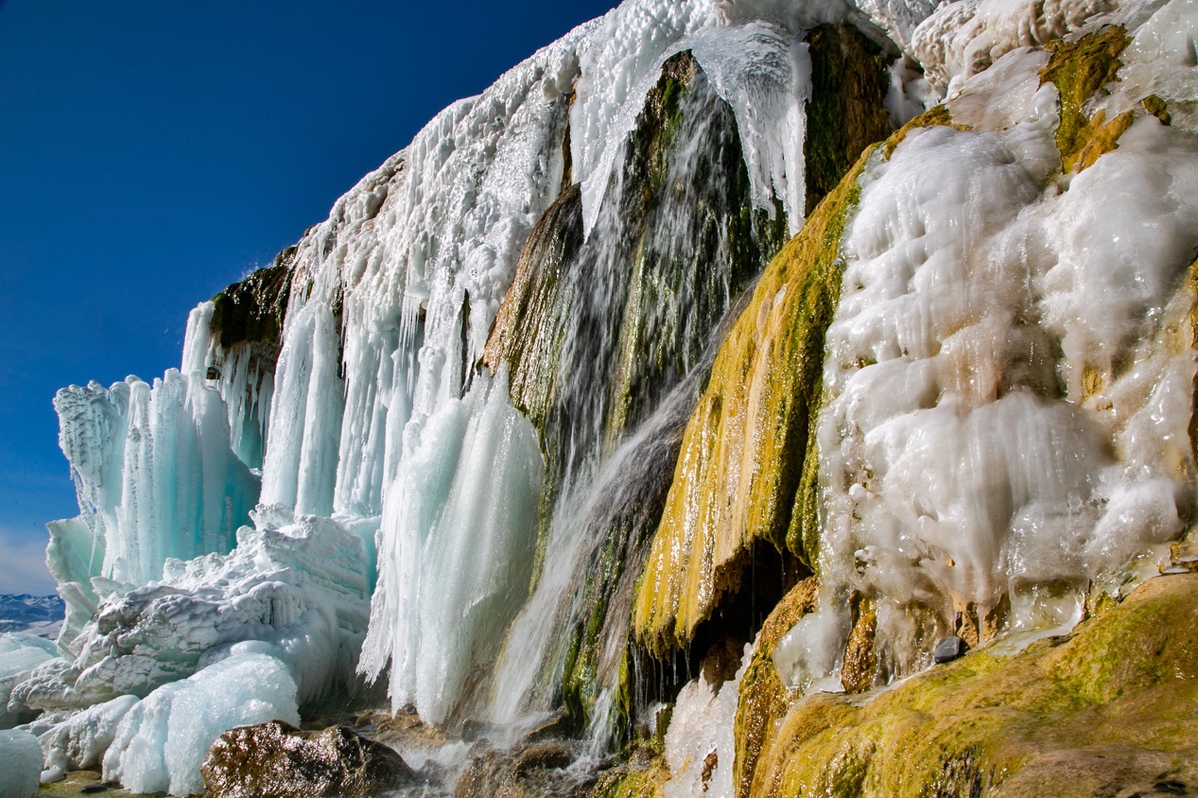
[0,0,620,595]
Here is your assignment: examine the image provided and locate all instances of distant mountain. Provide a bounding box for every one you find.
[0,593,64,638]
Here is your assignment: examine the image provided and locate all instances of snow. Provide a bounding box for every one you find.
[0,729,42,798]
[102,652,299,796]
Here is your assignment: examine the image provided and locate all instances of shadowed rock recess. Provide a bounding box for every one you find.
[8,2,1198,797]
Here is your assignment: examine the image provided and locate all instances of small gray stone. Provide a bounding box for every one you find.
[933,636,969,664]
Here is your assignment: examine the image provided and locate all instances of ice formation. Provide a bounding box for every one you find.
[777,34,1198,688]
[102,652,299,796]
[4,0,1197,794]
[10,510,369,717]
[38,694,139,777]
[0,634,56,728]
[0,729,42,798]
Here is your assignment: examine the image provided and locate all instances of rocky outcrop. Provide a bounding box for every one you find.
[742,573,1198,797]
[200,721,417,798]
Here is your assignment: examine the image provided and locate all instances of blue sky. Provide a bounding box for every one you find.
[0,0,619,595]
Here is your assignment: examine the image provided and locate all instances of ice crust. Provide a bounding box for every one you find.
[38,694,139,774]
[0,634,56,728]
[776,70,1198,687]
[11,511,368,718]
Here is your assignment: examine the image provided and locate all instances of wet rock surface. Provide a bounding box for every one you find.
[200,720,417,798]
[455,739,596,798]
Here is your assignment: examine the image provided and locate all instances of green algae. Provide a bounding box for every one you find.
[745,575,1198,798]
[1039,26,1132,173]
[804,24,894,214]
[633,137,879,658]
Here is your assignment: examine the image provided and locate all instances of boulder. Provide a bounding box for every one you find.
[200,721,416,798]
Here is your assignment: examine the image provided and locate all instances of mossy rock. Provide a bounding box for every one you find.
[804,24,894,214]
[732,578,819,798]
[746,574,1198,797]
[1039,26,1133,173]
[209,250,295,351]
[632,131,880,658]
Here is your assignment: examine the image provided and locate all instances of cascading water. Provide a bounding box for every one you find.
[483,54,785,739]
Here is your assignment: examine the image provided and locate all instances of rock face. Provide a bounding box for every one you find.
[740,574,1198,797]
[200,721,417,798]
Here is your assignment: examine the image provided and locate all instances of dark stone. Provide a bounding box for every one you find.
[200,720,417,798]
[80,786,109,794]
[1155,781,1189,795]
[933,636,970,664]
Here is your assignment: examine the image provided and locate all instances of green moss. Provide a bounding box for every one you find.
[1143,94,1172,126]
[634,139,889,657]
[883,105,968,160]
[745,575,1198,797]
[804,25,894,214]
[732,578,819,798]
[1039,26,1132,172]
[592,758,669,798]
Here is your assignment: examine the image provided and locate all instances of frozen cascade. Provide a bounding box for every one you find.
[49,309,259,627]
[11,0,1198,795]
[360,370,544,725]
[776,51,1198,689]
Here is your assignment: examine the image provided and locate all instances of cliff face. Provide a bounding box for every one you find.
[10,1,1198,796]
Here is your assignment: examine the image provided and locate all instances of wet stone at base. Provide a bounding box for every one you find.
[200,720,418,798]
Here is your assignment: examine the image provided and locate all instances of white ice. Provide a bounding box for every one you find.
[102,652,299,796]
[778,55,1198,687]
[38,694,139,774]
[10,511,369,715]
[0,634,56,728]
[0,729,42,798]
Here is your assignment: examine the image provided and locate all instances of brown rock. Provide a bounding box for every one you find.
[200,720,417,798]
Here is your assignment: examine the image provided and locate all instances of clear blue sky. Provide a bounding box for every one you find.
[0,0,619,595]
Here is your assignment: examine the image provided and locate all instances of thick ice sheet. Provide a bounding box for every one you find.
[10,511,369,714]
[102,652,299,796]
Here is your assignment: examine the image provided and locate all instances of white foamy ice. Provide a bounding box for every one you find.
[11,510,369,716]
[572,0,820,237]
[102,652,299,797]
[38,694,139,778]
[1099,0,1198,131]
[776,69,1198,688]
[909,0,1174,96]
[662,648,749,798]
[0,729,42,798]
[0,633,57,729]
